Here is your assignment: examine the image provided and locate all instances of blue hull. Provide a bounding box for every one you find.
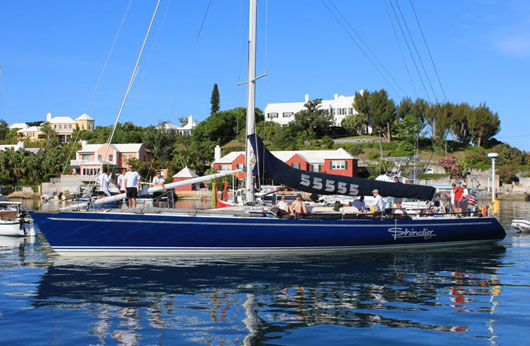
[30,211,506,256]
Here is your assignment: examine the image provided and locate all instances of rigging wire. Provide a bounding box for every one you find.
[166,0,212,119]
[96,0,161,191]
[387,0,432,103]
[409,0,447,101]
[137,0,174,183]
[394,0,438,103]
[327,0,407,98]
[320,0,404,99]
[384,0,418,99]
[61,0,133,176]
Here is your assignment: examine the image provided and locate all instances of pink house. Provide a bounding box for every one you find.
[70,141,152,177]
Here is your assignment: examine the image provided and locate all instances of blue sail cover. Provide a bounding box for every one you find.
[249,134,436,201]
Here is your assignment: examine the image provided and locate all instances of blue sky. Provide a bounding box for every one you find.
[0,1,529,150]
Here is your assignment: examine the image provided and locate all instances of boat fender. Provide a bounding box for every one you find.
[492,200,500,214]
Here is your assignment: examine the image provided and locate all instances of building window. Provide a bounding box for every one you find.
[291,163,301,169]
[310,164,321,172]
[98,155,102,161]
[109,154,113,162]
[219,164,232,171]
[236,163,245,170]
[282,112,294,118]
[348,108,353,115]
[81,124,85,130]
[81,154,91,160]
[267,112,279,119]
[330,160,347,170]
[54,125,57,129]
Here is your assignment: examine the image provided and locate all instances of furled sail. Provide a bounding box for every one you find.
[249,134,436,201]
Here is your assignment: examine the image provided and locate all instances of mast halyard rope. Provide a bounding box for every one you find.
[61,0,133,176]
[97,0,161,188]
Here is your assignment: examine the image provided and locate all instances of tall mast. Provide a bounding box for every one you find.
[245,0,257,203]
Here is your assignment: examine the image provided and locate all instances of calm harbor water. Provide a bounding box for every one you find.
[1,202,529,345]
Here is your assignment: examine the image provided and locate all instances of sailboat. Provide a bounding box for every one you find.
[30,0,505,256]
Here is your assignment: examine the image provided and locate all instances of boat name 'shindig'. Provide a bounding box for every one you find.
[388,227,436,240]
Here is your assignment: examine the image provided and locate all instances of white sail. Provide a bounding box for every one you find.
[63,169,242,210]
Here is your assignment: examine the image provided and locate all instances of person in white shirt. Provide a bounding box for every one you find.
[152,170,165,207]
[124,165,141,208]
[116,169,126,194]
[372,189,385,213]
[277,196,289,212]
[97,169,111,197]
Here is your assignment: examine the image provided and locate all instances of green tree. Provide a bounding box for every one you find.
[341,113,369,136]
[292,99,334,139]
[468,103,500,147]
[395,97,426,143]
[210,83,220,115]
[142,124,179,163]
[0,119,8,141]
[425,102,453,148]
[450,103,473,145]
[353,90,371,134]
[368,89,396,142]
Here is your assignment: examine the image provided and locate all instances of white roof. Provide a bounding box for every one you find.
[48,116,76,124]
[17,126,42,133]
[0,144,41,154]
[214,151,245,164]
[8,123,28,130]
[78,143,144,154]
[173,166,199,178]
[76,113,94,121]
[214,148,356,165]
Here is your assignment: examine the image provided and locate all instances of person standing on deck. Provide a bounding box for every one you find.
[97,168,111,197]
[124,165,141,208]
[461,183,470,216]
[152,170,165,207]
[454,182,464,214]
[450,182,456,213]
[117,169,126,194]
[372,189,385,212]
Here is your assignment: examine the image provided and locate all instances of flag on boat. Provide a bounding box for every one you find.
[468,190,478,206]
[249,134,436,201]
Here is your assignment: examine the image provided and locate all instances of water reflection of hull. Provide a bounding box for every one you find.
[34,245,506,305]
[0,235,35,248]
[30,210,506,256]
[32,245,507,344]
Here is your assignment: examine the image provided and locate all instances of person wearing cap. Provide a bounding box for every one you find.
[372,189,385,212]
[152,170,165,207]
[290,194,307,215]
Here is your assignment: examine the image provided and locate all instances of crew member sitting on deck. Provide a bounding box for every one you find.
[277,196,290,212]
[290,194,307,215]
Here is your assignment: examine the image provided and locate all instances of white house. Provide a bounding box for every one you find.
[8,123,29,130]
[264,93,358,126]
[0,141,41,154]
[157,115,198,136]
